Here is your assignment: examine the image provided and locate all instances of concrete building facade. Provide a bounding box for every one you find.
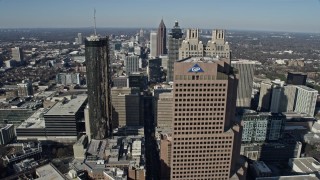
[125,55,140,75]
[170,57,239,180]
[294,86,318,116]
[0,124,15,145]
[111,87,143,128]
[156,92,173,129]
[150,31,157,58]
[231,60,255,109]
[179,29,230,60]
[17,80,33,97]
[241,112,285,143]
[56,73,80,85]
[11,47,24,62]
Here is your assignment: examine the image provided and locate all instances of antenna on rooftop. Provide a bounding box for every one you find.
[94,8,97,36]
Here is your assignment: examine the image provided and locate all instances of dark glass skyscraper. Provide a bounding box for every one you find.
[167,21,183,82]
[157,19,167,56]
[85,35,112,140]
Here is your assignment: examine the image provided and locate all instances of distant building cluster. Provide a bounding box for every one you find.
[0,19,319,180]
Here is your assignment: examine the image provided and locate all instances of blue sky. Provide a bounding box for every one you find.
[0,0,320,33]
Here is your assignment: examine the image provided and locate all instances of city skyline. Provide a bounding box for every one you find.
[0,0,320,33]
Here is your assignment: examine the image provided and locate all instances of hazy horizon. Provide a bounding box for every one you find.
[1,0,320,33]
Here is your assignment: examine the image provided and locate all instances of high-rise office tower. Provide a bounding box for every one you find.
[270,79,285,113]
[11,47,24,62]
[78,33,83,44]
[111,87,144,128]
[124,55,140,75]
[167,21,183,82]
[294,86,318,116]
[231,60,255,109]
[148,58,162,83]
[156,92,173,129]
[85,35,112,139]
[157,19,167,56]
[17,80,33,97]
[150,31,157,58]
[258,81,272,112]
[170,57,239,180]
[179,29,230,60]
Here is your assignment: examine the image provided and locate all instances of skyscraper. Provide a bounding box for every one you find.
[157,19,167,56]
[170,57,239,180]
[286,72,307,85]
[85,35,112,139]
[231,60,256,109]
[179,29,230,60]
[294,86,318,116]
[11,47,24,62]
[78,33,83,44]
[150,31,157,58]
[124,55,140,75]
[167,21,183,82]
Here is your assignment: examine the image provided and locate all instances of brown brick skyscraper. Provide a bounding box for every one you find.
[157,19,167,56]
[170,57,239,180]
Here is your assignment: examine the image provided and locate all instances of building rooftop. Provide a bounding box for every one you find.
[256,174,319,180]
[296,85,318,92]
[17,108,48,129]
[231,59,259,64]
[87,139,108,159]
[86,35,107,41]
[0,124,13,129]
[178,56,221,63]
[36,163,66,180]
[0,109,35,125]
[44,95,87,116]
[290,157,320,174]
[252,161,272,173]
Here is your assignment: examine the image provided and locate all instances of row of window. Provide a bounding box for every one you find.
[175,103,224,107]
[175,88,226,92]
[174,131,223,135]
[172,175,229,180]
[174,122,223,126]
[176,83,226,87]
[175,107,224,112]
[174,126,223,131]
[175,93,226,97]
[173,141,233,145]
[173,146,232,152]
[174,112,224,116]
[172,164,229,170]
[175,98,225,102]
[173,136,233,141]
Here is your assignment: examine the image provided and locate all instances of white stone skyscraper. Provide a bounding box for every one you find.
[150,31,157,58]
[179,29,230,60]
[231,60,256,109]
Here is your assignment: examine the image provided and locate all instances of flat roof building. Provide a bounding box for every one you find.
[170,56,239,179]
[43,95,87,142]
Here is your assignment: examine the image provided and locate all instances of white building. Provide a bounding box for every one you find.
[179,29,230,60]
[11,47,23,62]
[294,86,318,116]
[124,55,140,75]
[150,31,157,58]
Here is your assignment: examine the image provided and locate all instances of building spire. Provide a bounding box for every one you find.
[94,8,97,36]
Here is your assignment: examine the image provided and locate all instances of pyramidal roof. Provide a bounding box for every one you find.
[158,18,166,28]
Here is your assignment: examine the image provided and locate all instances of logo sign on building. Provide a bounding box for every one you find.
[188,64,204,73]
